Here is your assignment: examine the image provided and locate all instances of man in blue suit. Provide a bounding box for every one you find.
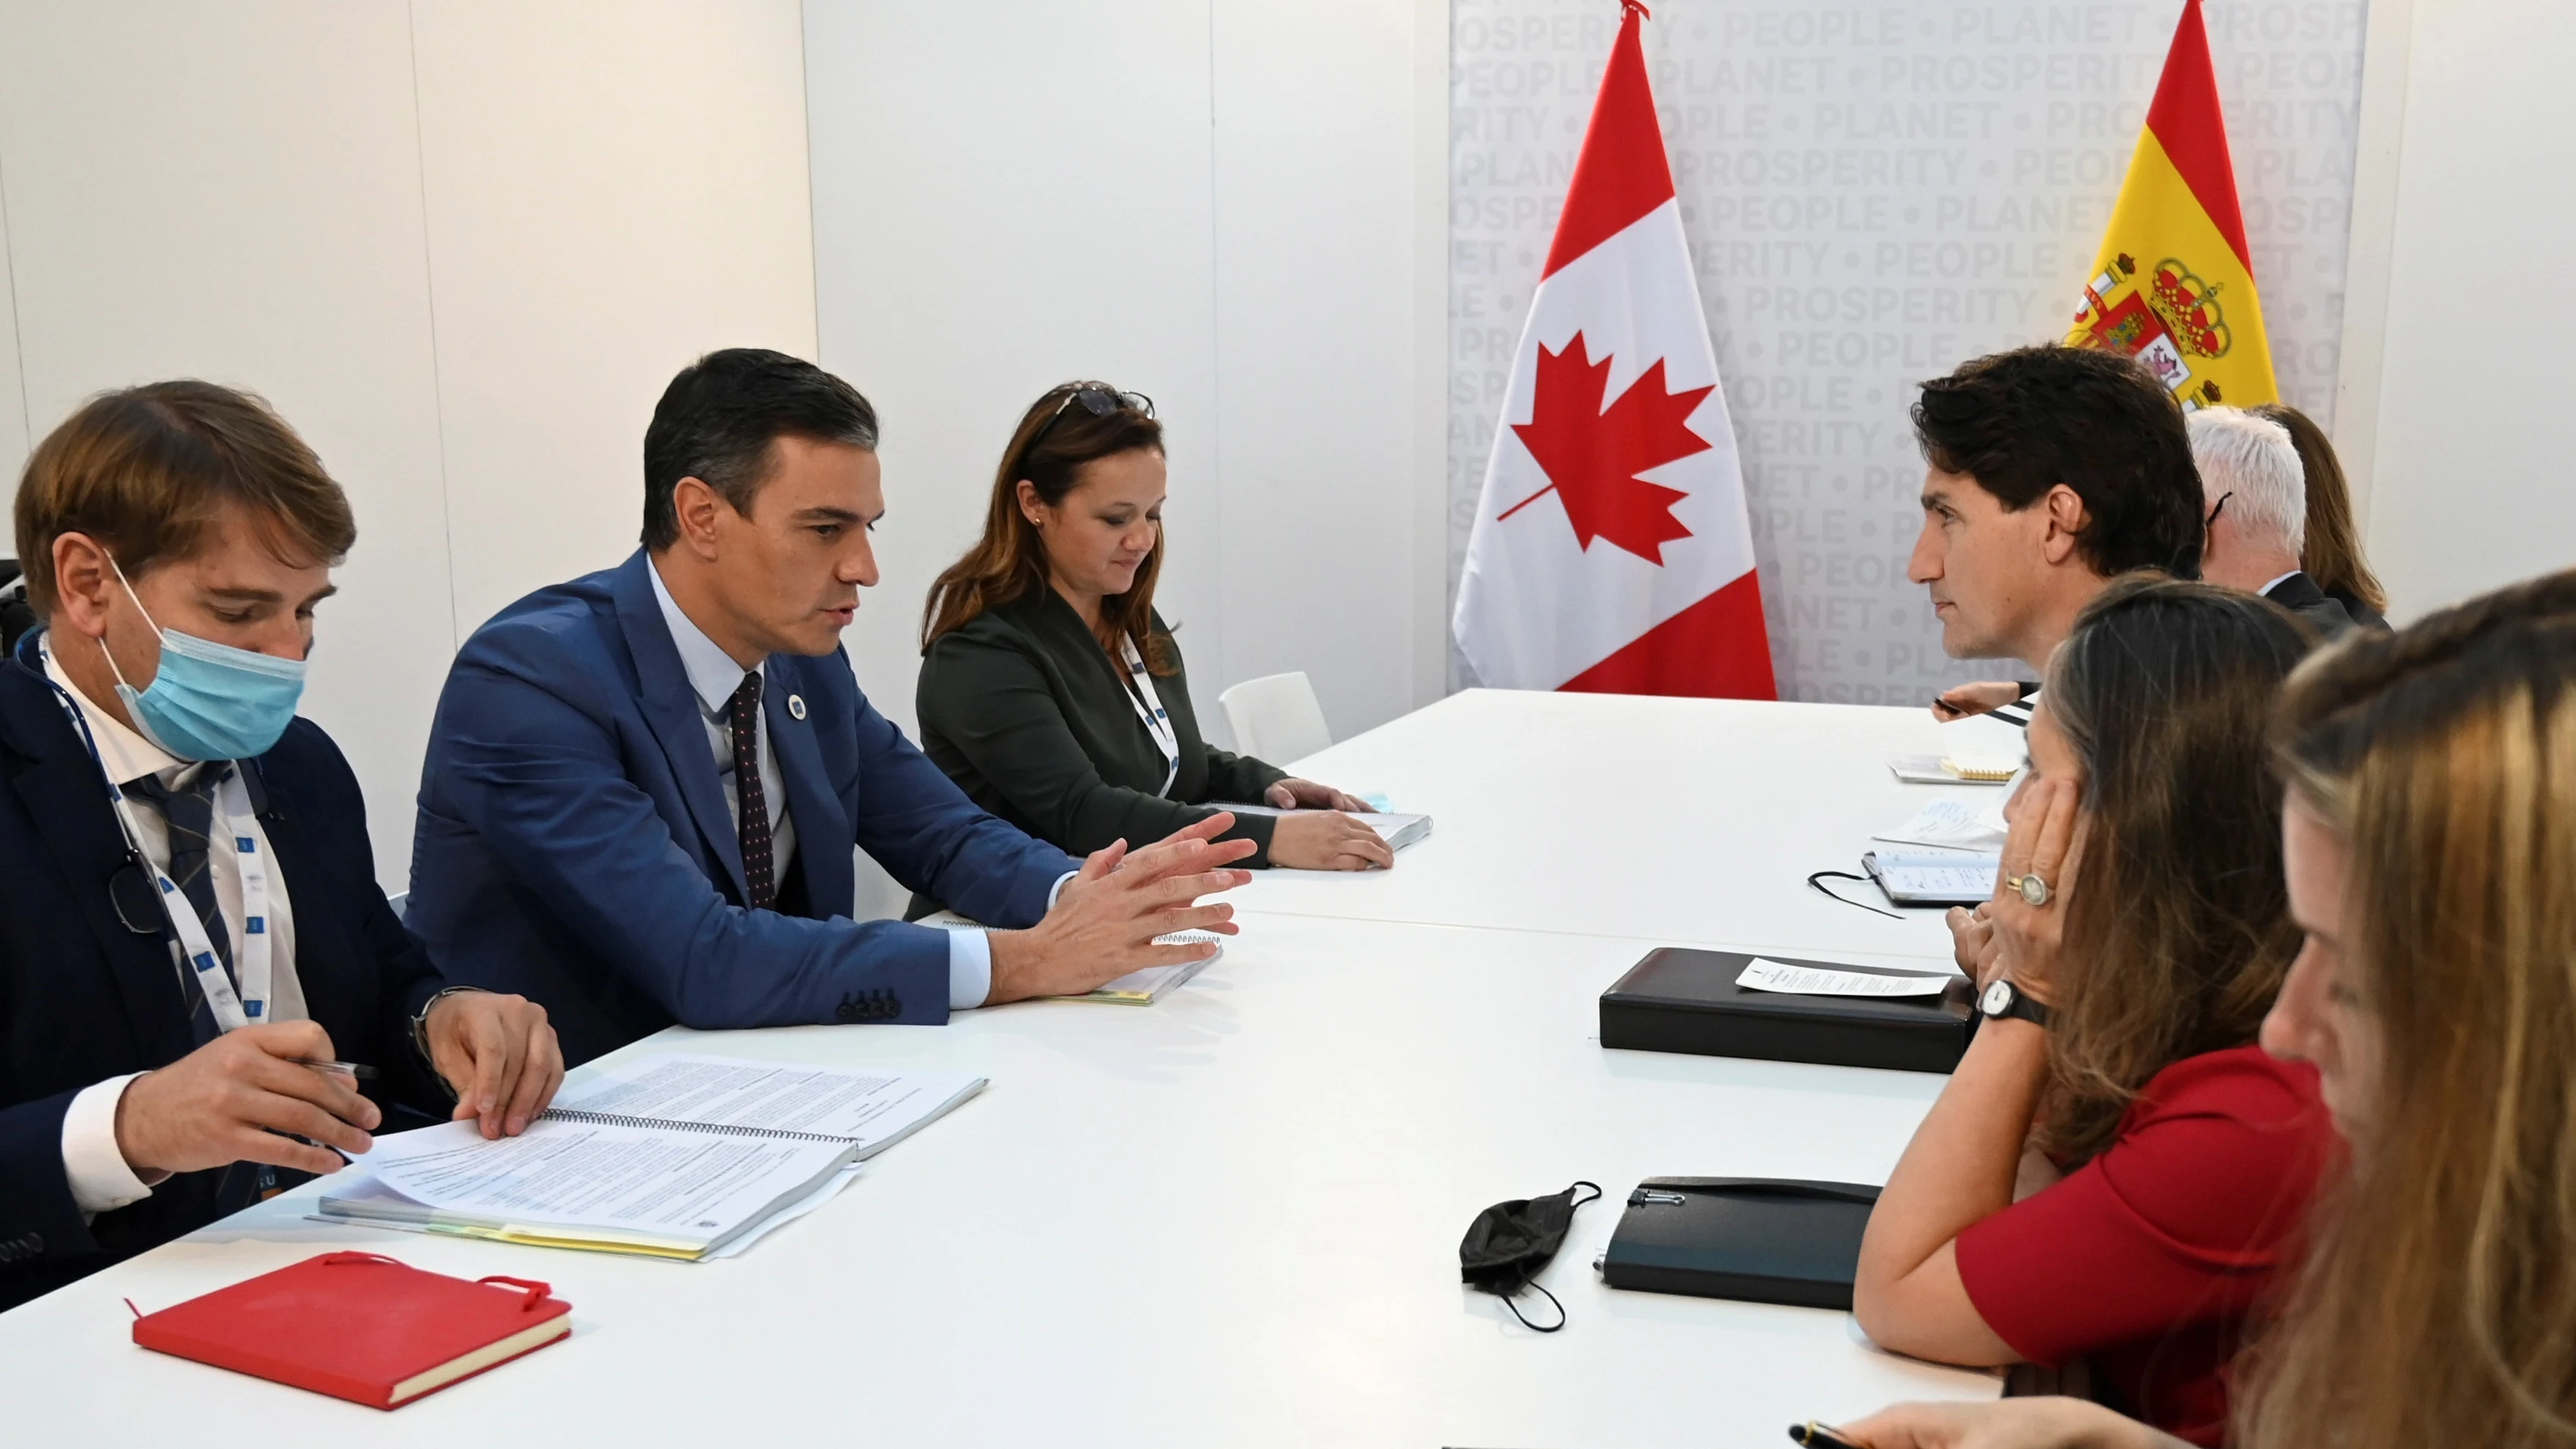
[0,383,561,1311]
[412,350,1252,1066]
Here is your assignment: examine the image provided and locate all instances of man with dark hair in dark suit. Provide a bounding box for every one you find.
[1904,344,2210,722]
[410,350,1254,1068]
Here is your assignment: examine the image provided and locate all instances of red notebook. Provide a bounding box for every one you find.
[131,1251,572,1409]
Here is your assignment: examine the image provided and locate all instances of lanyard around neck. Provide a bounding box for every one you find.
[40,640,273,1030]
[1119,635,1180,798]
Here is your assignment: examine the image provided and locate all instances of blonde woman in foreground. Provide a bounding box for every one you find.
[1835,566,2576,1449]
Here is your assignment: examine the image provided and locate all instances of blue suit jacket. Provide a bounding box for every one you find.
[411,552,1078,1066]
[0,636,449,1312]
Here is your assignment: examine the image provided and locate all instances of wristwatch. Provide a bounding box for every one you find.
[411,984,490,1088]
[1979,978,2053,1028]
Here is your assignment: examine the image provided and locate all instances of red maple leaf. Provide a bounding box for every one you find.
[1500,333,1713,565]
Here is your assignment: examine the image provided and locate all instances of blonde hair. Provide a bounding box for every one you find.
[2240,568,2576,1449]
[2251,402,2388,616]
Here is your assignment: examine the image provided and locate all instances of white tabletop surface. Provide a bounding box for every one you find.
[1240,687,2024,965]
[0,693,2009,1443]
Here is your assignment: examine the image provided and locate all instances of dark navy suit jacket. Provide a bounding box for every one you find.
[0,636,448,1312]
[410,552,1078,1067]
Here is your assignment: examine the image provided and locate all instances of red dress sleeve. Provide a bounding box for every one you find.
[1951,1047,2333,1443]
[1956,1046,2331,1365]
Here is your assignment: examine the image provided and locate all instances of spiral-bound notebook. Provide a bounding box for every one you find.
[317,1054,984,1260]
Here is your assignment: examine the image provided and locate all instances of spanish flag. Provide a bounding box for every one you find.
[2067,0,2276,409]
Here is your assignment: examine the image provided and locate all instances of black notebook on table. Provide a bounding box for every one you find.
[1600,948,1975,1074]
[1598,1177,1880,1310]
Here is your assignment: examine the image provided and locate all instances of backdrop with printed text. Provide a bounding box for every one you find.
[1449,0,2367,701]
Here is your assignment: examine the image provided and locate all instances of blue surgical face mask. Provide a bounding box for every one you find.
[102,558,308,762]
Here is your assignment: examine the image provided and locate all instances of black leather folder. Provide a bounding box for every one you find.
[1599,948,1974,1073]
[1597,1177,1880,1309]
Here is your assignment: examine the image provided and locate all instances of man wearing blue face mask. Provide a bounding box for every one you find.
[0,381,565,1312]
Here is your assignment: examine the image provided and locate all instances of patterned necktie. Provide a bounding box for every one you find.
[728,671,776,910]
[122,764,240,1046]
[124,765,280,1209]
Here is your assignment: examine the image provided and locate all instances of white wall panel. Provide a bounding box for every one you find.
[411,0,819,638]
[0,0,816,891]
[0,0,454,883]
[1211,0,1451,739]
[804,0,1221,745]
[2341,0,2576,616]
[0,164,26,476]
[805,0,1451,779]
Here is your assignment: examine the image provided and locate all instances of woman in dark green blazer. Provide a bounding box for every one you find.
[917,383,1388,874]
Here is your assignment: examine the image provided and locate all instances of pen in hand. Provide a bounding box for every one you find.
[284,1059,378,1164]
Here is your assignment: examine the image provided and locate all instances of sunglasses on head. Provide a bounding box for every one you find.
[1039,385,1155,441]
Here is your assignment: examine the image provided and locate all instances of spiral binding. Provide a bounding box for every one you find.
[538,1109,856,1146]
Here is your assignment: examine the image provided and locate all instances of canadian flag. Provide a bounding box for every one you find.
[1452,1,1775,699]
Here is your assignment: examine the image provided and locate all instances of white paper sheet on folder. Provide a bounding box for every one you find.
[1869,851,2001,899]
[1872,799,2009,854]
[557,1053,979,1148]
[1736,958,1953,998]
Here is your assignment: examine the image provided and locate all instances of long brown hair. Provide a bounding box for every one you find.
[2251,402,2387,616]
[920,382,1173,673]
[2239,569,2576,1449]
[2034,575,2311,1163]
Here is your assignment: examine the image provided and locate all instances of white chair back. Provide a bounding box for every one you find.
[1218,671,1332,766]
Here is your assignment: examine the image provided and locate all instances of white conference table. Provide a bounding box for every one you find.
[1240,687,2024,966]
[0,690,2014,1445]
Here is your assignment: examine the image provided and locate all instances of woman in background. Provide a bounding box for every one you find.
[1854,580,2327,1447]
[1836,569,2576,1449]
[917,383,1390,880]
[2251,402,2387,628]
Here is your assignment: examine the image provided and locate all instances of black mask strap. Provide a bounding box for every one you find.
[1500,1277,1568,1333]
[1806,869,1902,919]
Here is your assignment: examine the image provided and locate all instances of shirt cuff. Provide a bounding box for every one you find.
[62,1074,156,1216]
[1048,870,1077,909]
[946,927,994,1011]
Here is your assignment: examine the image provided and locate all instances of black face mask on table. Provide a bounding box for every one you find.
[1457,1180,1601,1332]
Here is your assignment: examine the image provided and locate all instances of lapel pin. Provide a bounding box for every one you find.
[787,693,807,720]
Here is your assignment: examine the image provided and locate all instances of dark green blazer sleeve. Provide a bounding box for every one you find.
[917,589,1289,866]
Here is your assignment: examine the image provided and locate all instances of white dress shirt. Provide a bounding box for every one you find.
[647,561,997,1009]
[44,645,306,1216]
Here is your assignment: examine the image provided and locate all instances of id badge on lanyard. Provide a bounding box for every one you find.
[40,644,272,1030]
[1120,635,1181,798]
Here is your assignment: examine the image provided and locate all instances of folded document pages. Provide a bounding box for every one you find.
[318,1054,985,1260]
